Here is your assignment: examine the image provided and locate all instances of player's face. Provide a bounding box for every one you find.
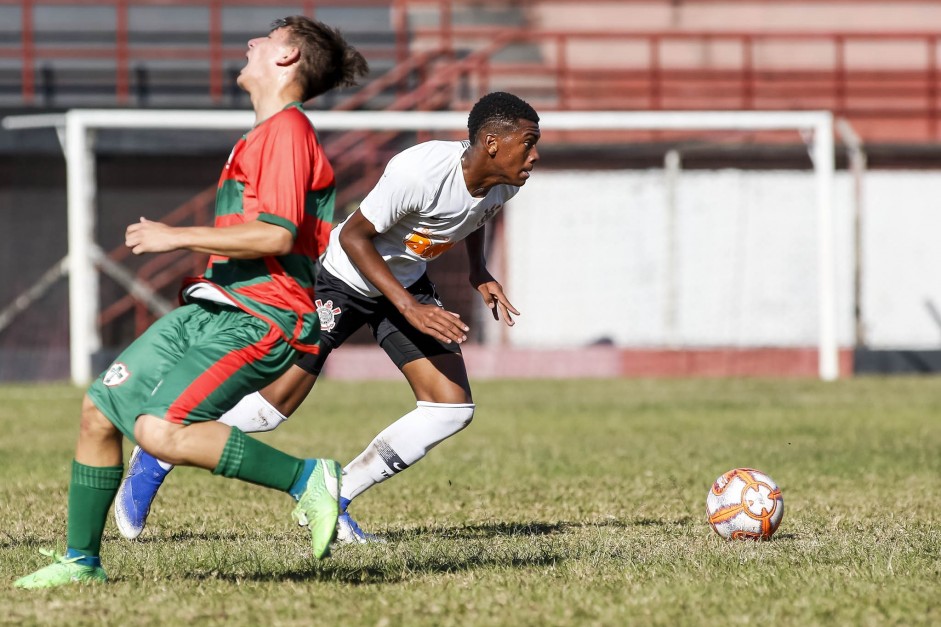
[237,27,294,89]
[492,119,541,186]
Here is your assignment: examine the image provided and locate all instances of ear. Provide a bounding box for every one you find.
[485,133,499,157]
[277,46,301,67]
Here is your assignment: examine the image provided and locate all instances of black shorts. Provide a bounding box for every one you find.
[296,269,462,376]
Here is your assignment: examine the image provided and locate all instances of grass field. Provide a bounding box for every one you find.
[2,377,939,626]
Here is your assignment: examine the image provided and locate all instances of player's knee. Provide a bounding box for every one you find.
[78,395,119,442]
[418,401,476,432]
[134,415,181,463]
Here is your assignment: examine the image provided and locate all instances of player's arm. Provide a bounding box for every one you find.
[464,226,519,327]
[339,209,469,344]
[125,217,293,258]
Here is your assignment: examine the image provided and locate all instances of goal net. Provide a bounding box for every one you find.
[2,109,842,383]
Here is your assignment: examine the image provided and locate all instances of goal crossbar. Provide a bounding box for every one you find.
[2,109,838,383]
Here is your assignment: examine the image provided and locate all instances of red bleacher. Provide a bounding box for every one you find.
[3,0,941,143]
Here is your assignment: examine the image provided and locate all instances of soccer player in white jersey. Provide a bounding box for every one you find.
[115,91,541,543]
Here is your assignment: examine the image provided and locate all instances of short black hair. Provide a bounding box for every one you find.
[467,92,539,143]
[271,16,369,101]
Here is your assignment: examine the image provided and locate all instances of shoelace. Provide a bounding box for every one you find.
[33,548,84,566]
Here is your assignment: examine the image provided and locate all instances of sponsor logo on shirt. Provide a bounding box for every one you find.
[404,229,455,260]
[476,203,503,228]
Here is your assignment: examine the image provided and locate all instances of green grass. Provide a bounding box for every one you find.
[2,378,940,626]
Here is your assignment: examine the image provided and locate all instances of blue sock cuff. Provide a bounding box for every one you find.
[65,548,101,568]
[339,496,351,513]
[288,459,317,501]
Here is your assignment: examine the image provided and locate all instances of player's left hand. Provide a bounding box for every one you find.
[125,217,180,254]
[471,270,520,327]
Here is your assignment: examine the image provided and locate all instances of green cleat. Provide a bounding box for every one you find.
[14,549,107,589]
[291,458,341,559]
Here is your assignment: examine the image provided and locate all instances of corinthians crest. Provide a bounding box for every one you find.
[315,299,342,331]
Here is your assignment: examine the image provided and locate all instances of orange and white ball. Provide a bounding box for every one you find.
[706,468,784,540]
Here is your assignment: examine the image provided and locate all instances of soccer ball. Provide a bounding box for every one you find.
[706,467,784,540]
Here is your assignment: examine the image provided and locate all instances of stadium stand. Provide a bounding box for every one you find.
[3,0,941,142]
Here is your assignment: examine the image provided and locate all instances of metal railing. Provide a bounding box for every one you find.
[412,26,941,141]
[4,1,941,140]
[0,0,410,106]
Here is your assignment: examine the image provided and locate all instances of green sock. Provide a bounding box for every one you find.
[213,427,304,492]
[67,460,123,558]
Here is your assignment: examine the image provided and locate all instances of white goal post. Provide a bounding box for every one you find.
[3,109,838,383]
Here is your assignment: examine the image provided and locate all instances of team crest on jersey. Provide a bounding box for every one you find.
[102,362,131,387]
[315,299,342,332]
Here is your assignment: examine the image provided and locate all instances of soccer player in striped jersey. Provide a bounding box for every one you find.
[14,17,368,589]
[114,91,541,545]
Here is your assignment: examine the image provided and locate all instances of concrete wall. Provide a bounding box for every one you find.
[501,168,941,351]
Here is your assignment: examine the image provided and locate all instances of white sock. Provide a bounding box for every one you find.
[218,390,288,433]
[145,391,288,470]
[340,401,475,502]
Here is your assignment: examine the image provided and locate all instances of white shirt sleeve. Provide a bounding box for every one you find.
[358,152,434,233]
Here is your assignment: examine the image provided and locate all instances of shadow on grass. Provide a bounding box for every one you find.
[6,516,713,586]
[2,515,696,551]
[157,517,700,585]
[384,516,694,541]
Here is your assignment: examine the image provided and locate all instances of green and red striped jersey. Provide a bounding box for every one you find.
[183,103,334,353]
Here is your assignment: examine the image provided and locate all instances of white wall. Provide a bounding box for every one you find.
[501,168,941,350]
[863,172,941,347]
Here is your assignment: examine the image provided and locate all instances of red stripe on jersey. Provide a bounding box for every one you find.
[164,325,280,424]
[232,259,316,317]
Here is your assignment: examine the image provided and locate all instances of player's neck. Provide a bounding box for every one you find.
[249,84,303,126]
[461,146,496,198]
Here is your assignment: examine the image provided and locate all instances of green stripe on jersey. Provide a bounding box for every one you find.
[278,255,318,289]
[259,213,298,238]
[205,257,316,289]
[307,186,336,223]
[215,180,245,216]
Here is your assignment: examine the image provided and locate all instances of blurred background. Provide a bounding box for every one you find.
[3,0,941,383]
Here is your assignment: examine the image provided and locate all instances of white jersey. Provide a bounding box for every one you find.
[322,140,520,297]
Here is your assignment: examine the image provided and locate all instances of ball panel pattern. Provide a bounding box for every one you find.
[706,468,783,540]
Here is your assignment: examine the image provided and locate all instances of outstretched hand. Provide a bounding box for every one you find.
[402,302,469,344]
[472,272,520,327]
[125,217,180,255]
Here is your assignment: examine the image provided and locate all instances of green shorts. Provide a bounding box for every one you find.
[87,302,298,443]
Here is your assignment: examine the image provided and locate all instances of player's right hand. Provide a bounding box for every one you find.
[125,217,179,254]
[401,303,469,344]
